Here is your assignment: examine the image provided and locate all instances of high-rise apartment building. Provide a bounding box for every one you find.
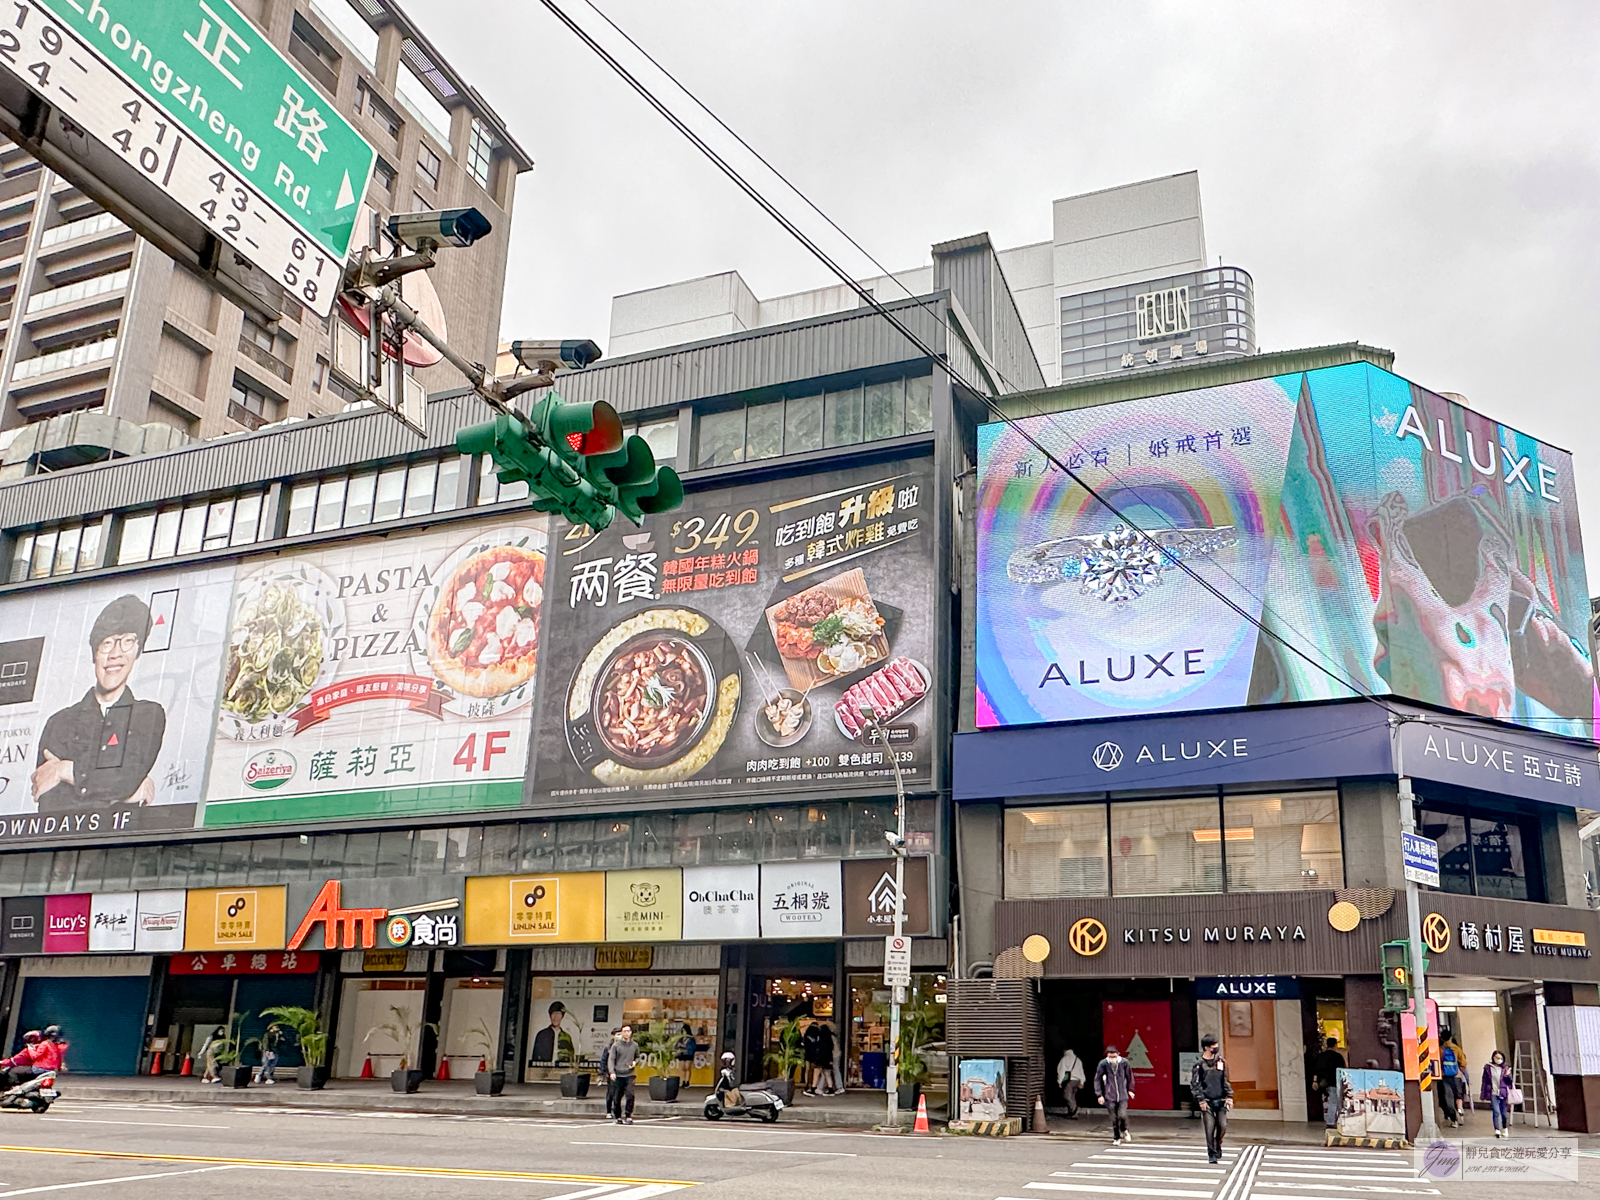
[0,0,530,478]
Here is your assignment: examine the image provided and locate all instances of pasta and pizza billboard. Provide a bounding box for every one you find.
[975,361,1596,736]
[0,451,942,843]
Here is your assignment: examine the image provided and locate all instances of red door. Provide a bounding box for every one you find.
[1102,1000,1173,1110]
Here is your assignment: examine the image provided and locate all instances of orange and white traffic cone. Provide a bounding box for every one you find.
[436,1056,450,1080]
[477,1059,487,1073]
[913,1093,931,1133]
[360,1056,375,1079]
[179,1055,193,1076]
[149,1053,163,1075]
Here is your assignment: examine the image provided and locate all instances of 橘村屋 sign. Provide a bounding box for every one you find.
[1402,832,1440,888]
[13,0,374,315]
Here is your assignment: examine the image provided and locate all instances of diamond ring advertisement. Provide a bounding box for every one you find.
[1006,523,1239,605]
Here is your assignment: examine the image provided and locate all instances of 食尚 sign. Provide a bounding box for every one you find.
[884,935,911,987]
[28,0,374,311]
[1402,832,1440,888]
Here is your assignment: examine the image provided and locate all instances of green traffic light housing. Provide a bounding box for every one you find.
[456,391,683,530]
[1380,939,1413,1012]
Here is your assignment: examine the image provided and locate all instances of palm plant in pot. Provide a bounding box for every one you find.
[762,1020,805,1105]
[467,1019,504,1095]
[369,1005,437,1094]
[557,1027,589,1098]
[213,1012,252,1089]
[639,1026,680,1102]
[260,1006,330,1090]
[895,1009,933,1110]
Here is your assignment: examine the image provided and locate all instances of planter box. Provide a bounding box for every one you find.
[475,1071,505,1096]
[761,1078,794,1105]
[391,1069,425,1094]
[219,1065,250,1089]
[297,1065,331,1091]
[559,1072,590,1098]
[897,1079,922,1109]
[647,1074,681,1102]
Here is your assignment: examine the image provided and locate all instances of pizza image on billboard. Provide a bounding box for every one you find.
[975,362,1595,736]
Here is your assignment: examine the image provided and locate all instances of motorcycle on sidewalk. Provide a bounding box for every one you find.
[0,1071,58,1113]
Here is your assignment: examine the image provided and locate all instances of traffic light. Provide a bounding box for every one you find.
[1381,940,1412,1012]
[456,392,683,530]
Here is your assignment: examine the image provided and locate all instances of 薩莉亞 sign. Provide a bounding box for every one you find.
[16,0,374,315]
[1402,832,1440,888]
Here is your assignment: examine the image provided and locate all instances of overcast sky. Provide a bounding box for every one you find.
[407,1,1600,558]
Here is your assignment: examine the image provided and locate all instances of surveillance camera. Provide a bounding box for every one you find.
[510,339,603,373]
[386,207,493,251]
[884,831,906,851]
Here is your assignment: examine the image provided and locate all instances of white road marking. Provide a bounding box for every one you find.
[1082,1162,1226,1174]
[570,1140,853,1156]
[1023,1185,1214,1198]
[539,1187,628,1200]
[1055,1172,1223,1186]
[0,1165,234,1195]
[39,1119,232,1130]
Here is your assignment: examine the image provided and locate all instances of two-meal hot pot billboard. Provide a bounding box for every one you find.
[0,455,941,843]
[974,361,1595,736]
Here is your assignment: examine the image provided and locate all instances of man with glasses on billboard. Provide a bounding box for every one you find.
[31,595,164,813]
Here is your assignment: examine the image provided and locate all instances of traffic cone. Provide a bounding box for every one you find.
[913,1092,931,1133]
[436,1056,450,1080]
[477,1059,487,1073]
[1033,1095,1049,1133]
[179,1055,192,1076]
[360,1056,375,1079]
[149,1053,162,1075]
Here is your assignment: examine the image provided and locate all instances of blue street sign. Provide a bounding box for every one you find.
[1402,831,1440,888]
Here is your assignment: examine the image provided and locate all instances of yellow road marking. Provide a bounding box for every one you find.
[0,1145,694,1186]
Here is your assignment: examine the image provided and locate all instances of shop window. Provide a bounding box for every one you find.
[632,813,674,867]
[1418,803,1541,901]
[114,492,267,567]
[693,375,930,469]
[1111,797,1224,895]
[376,829,415,878]
[480,824,518,874]
[800,802,844,859]
[1004,804,1109,899]
[9,518,101,581]
[823,385,863,448]
[466,118,494,189]
[1222,791,1342,892]
[518,823,556,872]
[715,810,757,862]
[1472,818,1528,901]
[557,819,596,872]
[595,820,631,869]
[417,143,441,188]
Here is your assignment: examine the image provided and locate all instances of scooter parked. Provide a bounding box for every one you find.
[0,1071,58,1113]
[703,1053,782,1123]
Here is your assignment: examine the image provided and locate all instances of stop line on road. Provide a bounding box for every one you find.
[993,1143,1441,1200]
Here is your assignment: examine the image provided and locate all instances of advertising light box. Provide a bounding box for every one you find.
[976,362,1595,735]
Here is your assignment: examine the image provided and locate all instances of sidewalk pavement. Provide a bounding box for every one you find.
[58,1074,913,1127]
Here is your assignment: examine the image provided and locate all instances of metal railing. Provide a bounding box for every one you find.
[237,336,294,383]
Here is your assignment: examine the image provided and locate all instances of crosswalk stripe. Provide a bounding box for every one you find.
[1246,1184,1438,1196]
[1081,1162,1227,1174]
[1023,1184,1215,1197]
[1053,1172,1224,1185]
[1256,1170,1418,1180]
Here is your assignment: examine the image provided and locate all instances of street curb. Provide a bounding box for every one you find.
[63,1083,895,1127]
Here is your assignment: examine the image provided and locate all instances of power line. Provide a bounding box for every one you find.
[539,0,1596,747]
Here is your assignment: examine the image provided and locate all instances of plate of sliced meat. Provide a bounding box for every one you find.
[834,657,931,740]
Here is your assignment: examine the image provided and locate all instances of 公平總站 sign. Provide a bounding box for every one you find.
[11,0,375,315]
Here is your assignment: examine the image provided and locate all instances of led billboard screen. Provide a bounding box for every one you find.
[976,362,1595,736]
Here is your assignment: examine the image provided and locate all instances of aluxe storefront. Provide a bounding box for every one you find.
[954,698,1600,1127]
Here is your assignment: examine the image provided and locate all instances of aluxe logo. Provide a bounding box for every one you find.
[288,879,457,950]
[1091,736,1249,771]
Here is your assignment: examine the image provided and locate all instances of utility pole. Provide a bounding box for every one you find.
[862,705,909,1129]
[1391,714,1441,1143]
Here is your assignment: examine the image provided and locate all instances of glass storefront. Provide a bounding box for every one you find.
[846,972,945,1089]
[525,973,720,1085]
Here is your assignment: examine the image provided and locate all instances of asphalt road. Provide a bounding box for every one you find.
[0,1100,1590,1199]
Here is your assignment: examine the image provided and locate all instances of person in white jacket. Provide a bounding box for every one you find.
[1056,1047,1086,1118]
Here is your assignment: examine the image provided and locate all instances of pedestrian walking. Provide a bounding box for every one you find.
[802,1020,835,1097]
[1056,1046,1085,1118]
[1191,1035,1233,1163]
[198,1025,225,1084]
[1094,1044,1135,1144]
[609,1024,638,1125]
[255,1022,282,1085]
[1310,1036,1344,1128]
[673,1023,698,1085]
[599,1029,620,1119]
[1437,1041,1461,1127]
[1481,1050,1515,1138]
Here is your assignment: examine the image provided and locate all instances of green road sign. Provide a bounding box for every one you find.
[38,0,375,260]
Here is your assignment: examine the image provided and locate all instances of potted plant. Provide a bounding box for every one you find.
[368,1005,437,1094]
[467,1019,503,1096]
[213,1013,252,1089]
[557,1029,589,1098]
[641,1026,681,1102]
[261,1005,330,1091]
[761,1020,805,1105]
[895,1009,933,1111]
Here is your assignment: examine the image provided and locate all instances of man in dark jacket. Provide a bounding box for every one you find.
[33,595,165,813]
[1311,1037,1345,1128]
[802,1021,835,1096]
[599,1029,620,1119]
[1191,1035,1233,1163]
[1094,1044,1135,1144]
[609,1024,638,1124]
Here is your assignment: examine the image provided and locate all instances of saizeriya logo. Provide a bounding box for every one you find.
[243,750,295,790]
